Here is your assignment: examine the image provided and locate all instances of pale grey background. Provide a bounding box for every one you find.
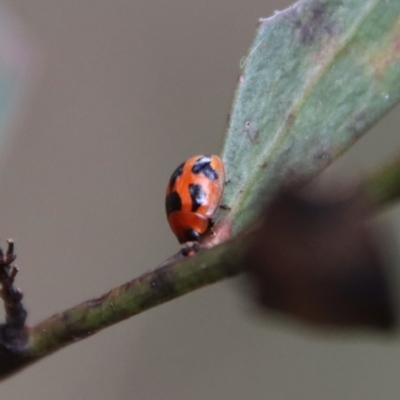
[0,0,399,399]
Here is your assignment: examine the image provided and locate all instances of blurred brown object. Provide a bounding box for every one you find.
[247,188,395,330]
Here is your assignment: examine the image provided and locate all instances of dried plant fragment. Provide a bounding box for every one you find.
[0,240,28,355]
[247,189,395,330]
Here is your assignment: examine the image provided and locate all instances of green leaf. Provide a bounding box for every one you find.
[220,0,400,235]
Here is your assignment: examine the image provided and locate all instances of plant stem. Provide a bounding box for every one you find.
[0,153,399,380]
[0,236,246,379]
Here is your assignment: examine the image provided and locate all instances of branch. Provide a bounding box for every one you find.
[0,152,398,380]
[0,234,247,380]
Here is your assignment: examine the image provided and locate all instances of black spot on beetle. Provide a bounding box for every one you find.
[169,162,184,190]
[192,156,218,180]
[165,191,182,215]
[189,184,206,212]
[183,228,201,242]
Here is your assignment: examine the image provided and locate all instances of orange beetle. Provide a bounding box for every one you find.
[165,155,225,244]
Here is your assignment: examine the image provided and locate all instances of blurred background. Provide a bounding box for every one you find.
[0,0,399,398]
